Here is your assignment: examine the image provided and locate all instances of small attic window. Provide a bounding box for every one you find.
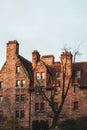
[56,72,60,80]
[16,66,20,73]
[41,72,45,80]
[75,70,81,78]
[36,73,40,80]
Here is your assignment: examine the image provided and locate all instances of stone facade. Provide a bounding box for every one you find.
[0,40,87,129]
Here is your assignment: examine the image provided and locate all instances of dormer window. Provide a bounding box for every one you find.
[75,70,81,78]
[41,72,45,80]
[16,66,20,73]
[36,73,40,80]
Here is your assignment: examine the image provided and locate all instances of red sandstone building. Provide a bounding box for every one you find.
[0,40,87,129]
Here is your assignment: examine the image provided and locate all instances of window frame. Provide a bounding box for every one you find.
[16,80,20,87]
[16,66,20,73]
[15,110,24,119]
[16,95,20,103]
[54,87,58,95]
[21,95,25,103]
[41,72,45,80]
[75,70,81,78]
[74,101,78,110]
[74,85,78,93]
[56,71,60,80]
[20,110,24,119]
[0,96,3,103]
[40,102,45,111]
[0,111,3,121]
[0,82,3,89]
[35,103,39,111]
[36,72,40,80]
[21,80,25,87]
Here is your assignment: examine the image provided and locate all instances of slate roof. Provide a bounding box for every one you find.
[18,55,33,81]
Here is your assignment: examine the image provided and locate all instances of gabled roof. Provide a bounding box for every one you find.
[48,62,61,77]
[73,62,87,87]
[18,55,33,81]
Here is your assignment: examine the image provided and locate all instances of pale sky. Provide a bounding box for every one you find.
[0,0,87,69]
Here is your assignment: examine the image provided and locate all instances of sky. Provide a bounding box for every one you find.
[0,0,87,69]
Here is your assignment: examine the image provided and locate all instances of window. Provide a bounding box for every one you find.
[16,95,20,103]
[40,102,44,111]
[0,82,3,89]
[20,110,24,119]
[0,111,3,121]
[54,102,58,111]
[21,80,25,87]
[74,102,78,110]
[56,72,60,80]
[16,80,20,87]
[74,86,78,93]
[35,103,39,111]
[54,87,58,95]
[41,72,45,80]
[21,95,25,103]
[16,66,20,73]
[35,103,45,112]
[0,96,3,103]
[36,73,40,80]
[35,86,40,95]
[16,95,25,103]
[15,110,24,119]
[16,111,20,118]
[75,70,81,78]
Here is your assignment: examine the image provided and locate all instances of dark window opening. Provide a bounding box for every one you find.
[74,102,78,110]
[16,95,20,103]
[40,102,44,111]
[35,103,39,111]
[0,82,3,89]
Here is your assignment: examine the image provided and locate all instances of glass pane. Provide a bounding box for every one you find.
[36,73,40,80]
[74,102,78,110]
[40,103,44,111]
[16,95,20,103]
[35,103,39,111]
[16,67,20,73]
[0,82,3,89]
[41,73,45,79]
[0,96,3,103]
[21,80,25,87]
[16,81,20,87]
[20,110,24,118]
[54,87,58,95]
[74,86,78,93]
[21,95,25,103]
[16,111,19,118]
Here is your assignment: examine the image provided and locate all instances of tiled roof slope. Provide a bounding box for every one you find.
[18,55,33,81]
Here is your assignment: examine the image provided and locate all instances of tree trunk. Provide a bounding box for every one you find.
[52,113,59,129]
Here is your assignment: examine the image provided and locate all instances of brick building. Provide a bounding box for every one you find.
[0,40,87,129]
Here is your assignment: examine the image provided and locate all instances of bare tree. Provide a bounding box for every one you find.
[34,48,80,129]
